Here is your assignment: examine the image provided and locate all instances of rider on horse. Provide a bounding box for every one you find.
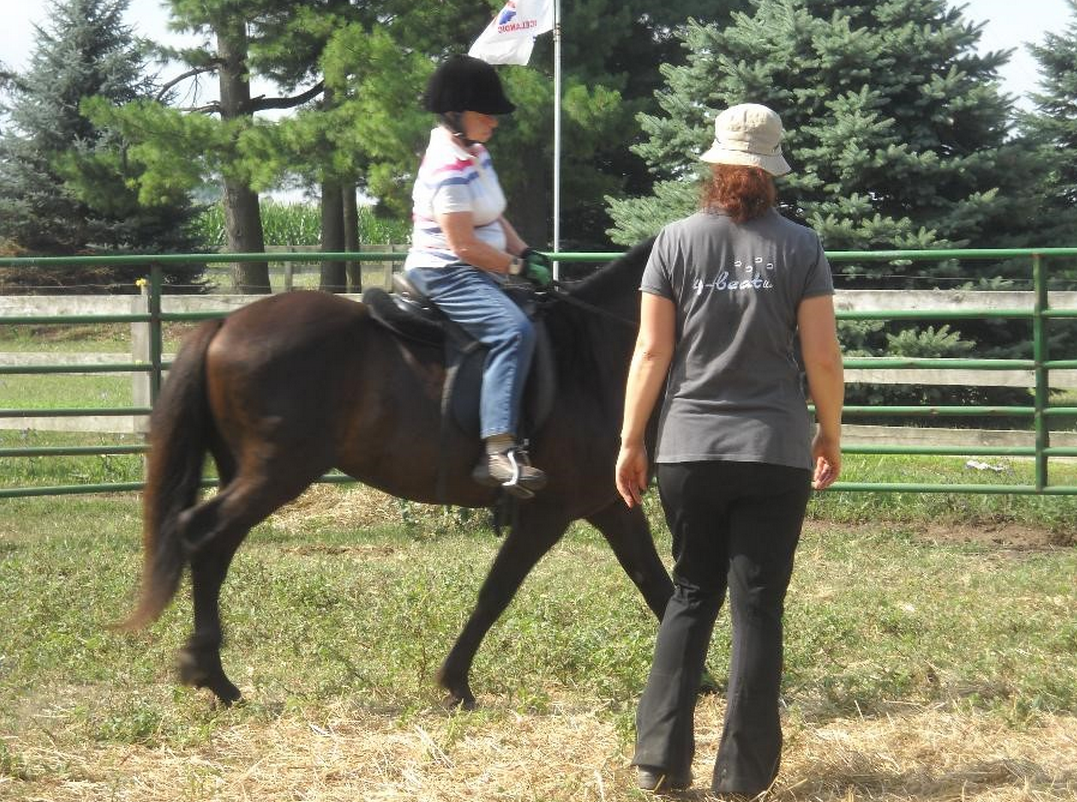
[403,55,552,499]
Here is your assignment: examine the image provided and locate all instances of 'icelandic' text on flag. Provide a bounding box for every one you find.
[468,0,554,66]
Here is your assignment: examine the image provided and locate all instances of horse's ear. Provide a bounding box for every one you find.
[622,236,656,269]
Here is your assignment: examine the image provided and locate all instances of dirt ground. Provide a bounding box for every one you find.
[272,484,1075,551]
[802,518,1072,550]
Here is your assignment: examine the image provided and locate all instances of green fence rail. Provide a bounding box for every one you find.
[3,247,1077,498]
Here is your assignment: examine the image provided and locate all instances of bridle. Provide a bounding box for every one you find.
[540,280,639,329]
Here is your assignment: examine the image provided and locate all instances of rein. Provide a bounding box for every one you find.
[542,281,639,329]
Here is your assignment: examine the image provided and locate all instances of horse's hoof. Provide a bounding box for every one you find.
[436,670,476,710]
[208,680,243,707]
[443,691,477,711]
[177,648,242,705]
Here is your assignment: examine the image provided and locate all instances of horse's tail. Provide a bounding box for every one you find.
[118,318,223,631]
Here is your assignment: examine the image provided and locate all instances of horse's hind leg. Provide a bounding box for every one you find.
[586,500,674,619]
[177,471,313,705]
[438,506,569,709]
[588,499,719,694]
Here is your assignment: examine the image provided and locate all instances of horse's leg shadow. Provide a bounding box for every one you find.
[437,504,570,710]
[177,469,315,706]
[587,500,719,695]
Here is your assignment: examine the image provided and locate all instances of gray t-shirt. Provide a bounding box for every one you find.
[641,209,834,469]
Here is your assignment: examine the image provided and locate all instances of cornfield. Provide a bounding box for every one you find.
[193,201,410,248]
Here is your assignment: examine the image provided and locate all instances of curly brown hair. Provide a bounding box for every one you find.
[700,163,777,223]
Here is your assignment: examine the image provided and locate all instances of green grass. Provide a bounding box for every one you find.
[0,373,132,409]
[0,490,1074,800]
[786,524,1077,719]
[0,323,131,353]
[7,429,1077,534]
[0,431,145,487]
[812,454,1077,534]
[1,492,1075,729]
[0,322,194,353]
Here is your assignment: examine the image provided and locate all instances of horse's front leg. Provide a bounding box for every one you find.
[438,505,569,709]
[586,499,673,619]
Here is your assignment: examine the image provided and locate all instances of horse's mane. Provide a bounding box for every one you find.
[543,237,655,401]
[563,236,655,307]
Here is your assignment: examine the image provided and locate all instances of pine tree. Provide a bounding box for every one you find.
[606,0,1055,413]
[0,0,203,291]
[1024,0,1077,247]
[607,0,1046,285]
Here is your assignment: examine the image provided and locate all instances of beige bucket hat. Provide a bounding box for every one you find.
[700,103,791,176]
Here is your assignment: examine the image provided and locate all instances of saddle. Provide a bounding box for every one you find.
[361,273,557,443]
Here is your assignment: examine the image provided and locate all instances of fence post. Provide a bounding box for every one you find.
[149,262,164,406]
[1032,253,1049,491]
[131,278,151,425]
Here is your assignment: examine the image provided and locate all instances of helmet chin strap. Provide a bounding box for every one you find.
[440,112,477,148]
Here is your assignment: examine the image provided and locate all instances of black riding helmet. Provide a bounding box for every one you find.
[423,54,516,115]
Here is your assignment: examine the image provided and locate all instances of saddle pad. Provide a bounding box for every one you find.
[450,324,557,438]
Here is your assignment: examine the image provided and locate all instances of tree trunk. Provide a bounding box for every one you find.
[217,22,269,293]
[222,179,269,293]
[343,184,361,292]
[319,179,346,292]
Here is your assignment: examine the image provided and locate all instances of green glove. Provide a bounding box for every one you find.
[520,247,553,288]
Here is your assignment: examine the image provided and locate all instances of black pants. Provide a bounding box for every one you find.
[633,461,811,795]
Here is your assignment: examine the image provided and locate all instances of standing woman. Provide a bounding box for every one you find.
[615,103,844,797]
[405,54,553,498]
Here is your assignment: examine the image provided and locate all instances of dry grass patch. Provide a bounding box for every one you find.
[777,704,1077,801]
[269,484,459,535]
[4,695,1075,802]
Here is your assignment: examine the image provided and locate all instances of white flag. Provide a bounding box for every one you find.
[468,0,554,66]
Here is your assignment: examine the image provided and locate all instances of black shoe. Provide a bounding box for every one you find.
[472,447,547,498]
[637,766,691,792]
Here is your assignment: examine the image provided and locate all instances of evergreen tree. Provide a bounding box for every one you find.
[1023,0,1077,248]
[89,0,748,278]
[608,0,1044,285]
[607,0,1055,414]
[0,0,203,292]
[492,0,749,250]
[300,0,749,253]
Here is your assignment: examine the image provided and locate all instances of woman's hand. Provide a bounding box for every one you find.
[616,441,649,508]
[799,293,844,491]
[616,293,675,508]
[811,430,841,490]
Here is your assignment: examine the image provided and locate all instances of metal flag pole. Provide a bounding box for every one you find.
[552,0,562,280]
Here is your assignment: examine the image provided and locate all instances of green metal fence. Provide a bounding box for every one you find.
[2,247,1077,498]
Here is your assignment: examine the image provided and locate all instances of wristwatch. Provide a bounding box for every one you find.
[508,256,524,275]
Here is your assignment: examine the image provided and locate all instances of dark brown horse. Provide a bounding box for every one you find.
[122,238,674,708]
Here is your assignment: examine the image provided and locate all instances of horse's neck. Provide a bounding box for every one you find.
[579,294,639,386]
[560,238,652,392]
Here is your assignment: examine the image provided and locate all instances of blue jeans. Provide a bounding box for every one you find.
[407,265,535,439]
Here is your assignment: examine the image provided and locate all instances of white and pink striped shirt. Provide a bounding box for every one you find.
[404,127,508,270]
